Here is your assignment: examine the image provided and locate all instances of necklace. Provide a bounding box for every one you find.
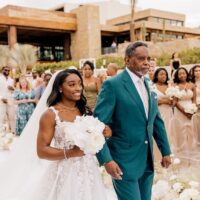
[58,103,78,111]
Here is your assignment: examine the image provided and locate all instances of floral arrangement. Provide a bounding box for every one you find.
[152,157,200,200]
[0,124,14,150]
[184,103,198,114]
[64,115,105,154]
[165,86,184,99]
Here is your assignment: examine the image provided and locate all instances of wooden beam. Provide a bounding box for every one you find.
[0,26,8,34]
[0,15,76,31]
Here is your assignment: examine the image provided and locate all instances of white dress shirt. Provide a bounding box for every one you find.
[126,67,149,118]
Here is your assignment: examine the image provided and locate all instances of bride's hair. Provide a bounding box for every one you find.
[47,69,91,115]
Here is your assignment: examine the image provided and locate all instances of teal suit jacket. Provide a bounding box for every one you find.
[94,70,171,180]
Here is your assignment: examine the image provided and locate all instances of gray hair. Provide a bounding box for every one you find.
[125,41,148,57]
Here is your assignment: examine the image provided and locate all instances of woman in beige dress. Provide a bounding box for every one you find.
[152,68,173,161]
[190,65,200,151]
[82,61,101,111]
[171,67,196,154]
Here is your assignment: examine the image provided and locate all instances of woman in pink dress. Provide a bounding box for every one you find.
[190,65,200,151]
[152,68,173,161]
[171,67,196,154]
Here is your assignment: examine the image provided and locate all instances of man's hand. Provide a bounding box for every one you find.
[161,155,171,168]
[104,160,123,180]
[1,98,7,104]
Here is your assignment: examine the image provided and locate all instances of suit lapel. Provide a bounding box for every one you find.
[144,78,152,120]
[122,70,147,119]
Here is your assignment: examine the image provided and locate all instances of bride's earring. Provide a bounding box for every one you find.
[59,90,62,93]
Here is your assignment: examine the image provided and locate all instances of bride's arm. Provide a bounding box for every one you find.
[37,110,84,161]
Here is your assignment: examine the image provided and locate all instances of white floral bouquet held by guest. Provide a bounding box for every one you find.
[165,86,184,99]
[64,115,105,154]
[184,103,198,114]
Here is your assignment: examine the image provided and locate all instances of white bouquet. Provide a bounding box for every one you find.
[64,115,105,154]
[166,86,184,99]
[184,103,198,114]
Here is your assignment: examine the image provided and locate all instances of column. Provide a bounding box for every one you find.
[8,25,17,48]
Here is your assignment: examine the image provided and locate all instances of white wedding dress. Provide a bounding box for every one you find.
[12,107,117,200]
[0,71,117,200]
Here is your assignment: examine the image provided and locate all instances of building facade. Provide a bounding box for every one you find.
[0,2,200,61]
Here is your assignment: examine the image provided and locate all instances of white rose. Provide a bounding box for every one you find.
[152,180,170,199]
[169,175,177,181]
[179,188,199,200]
[172,182,184,193]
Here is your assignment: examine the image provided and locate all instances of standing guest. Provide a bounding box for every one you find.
[94,42,171,200]
[0,66,16,133]
[170,52,181,76]
[82,61,101,111]
[190,65,200,150]
[107,63,118,77]
[35,73,52,102]
[153,68,172,134]
[100,63,118,83]
[171,67,196,153]
[149,58,157,68]
[30,71,43,88]
[146,66,155,81]
[152,68,173,159]
[13,76,36,135]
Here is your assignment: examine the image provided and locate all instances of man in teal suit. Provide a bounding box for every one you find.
[94,41,171,200]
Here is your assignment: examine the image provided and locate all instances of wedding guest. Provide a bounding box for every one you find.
[170,52,181,76]
[100,63,118,83]
[35,73,52,101]
[153,68,173,160]
[13,76,36,135]
[153,68,173,136]
[82,61,101,110]
[190,65,200,150]
[171,67,196,153]
[147,66,155,81]
[107,63,118,77]
[0,66,16,133]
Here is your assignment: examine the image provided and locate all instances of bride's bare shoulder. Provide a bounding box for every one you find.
[40,108,56,124]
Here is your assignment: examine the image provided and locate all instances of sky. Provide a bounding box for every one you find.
[0,0,199,28]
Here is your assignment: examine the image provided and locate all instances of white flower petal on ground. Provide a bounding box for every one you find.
[179,188,200,200]
[173,158,181,165]
[189,181,199,188]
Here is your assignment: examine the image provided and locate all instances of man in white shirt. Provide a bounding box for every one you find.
[0,66,15,133]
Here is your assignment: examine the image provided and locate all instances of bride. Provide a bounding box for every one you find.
[0,69,117,200]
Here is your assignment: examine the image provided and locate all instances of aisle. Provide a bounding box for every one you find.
[0,137,200,200]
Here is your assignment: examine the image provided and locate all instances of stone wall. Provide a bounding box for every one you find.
[71,5,101,60]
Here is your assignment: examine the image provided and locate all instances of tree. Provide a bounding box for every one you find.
[130,0,137,42]
[9,44,38,74]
